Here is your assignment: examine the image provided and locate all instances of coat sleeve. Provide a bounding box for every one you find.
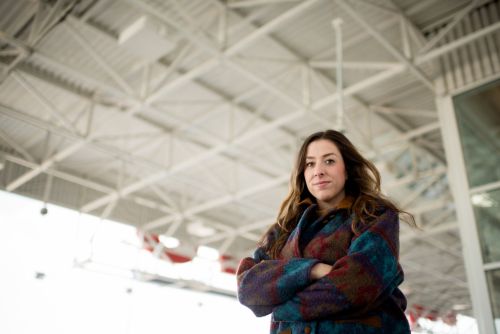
[236,226,319,317]
[272,209,403,321]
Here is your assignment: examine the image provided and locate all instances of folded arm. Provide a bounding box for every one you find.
[237,254,319,316]
[236,224,320,317]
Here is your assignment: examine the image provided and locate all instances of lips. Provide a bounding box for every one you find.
[314,181,331,188]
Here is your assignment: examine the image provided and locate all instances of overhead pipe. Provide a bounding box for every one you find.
[332,18,344,132]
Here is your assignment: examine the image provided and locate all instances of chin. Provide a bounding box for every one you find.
[315,191,335,200]
[314,192,343,205]
[315,195,335,203]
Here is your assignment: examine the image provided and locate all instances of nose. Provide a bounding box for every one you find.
[313,165,324,177]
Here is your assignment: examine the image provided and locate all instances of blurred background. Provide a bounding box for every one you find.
[0,0,499,333]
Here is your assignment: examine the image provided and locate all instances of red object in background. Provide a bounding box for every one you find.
[408,303,457,327]
[165,250,192,263]
[219,254,237,274]
[140,232,193,263]
[408,304,425,329]
[142,233,159,252]
[426,309,439,321]
[140,231,239,271]
[442,311,457,326]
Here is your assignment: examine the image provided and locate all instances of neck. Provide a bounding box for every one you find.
[317,194,350,215]
[317,206,331,217]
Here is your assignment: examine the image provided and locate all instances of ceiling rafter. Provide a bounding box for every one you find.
[12,72,80,134]
[41,0,448,219]
[0,0,450,224]
[64,21,137,97]
[0,128,36,162]
[0,26,293,214]
[2,152,179,215]
[123,0,320,102]
[1,67,282,236]
[337,0,435,92]
[227,0,302,9]
[142,116,444,229]
[0,103,240,215]
[122,0,452,232]
[416,18,500,65]
[4,12,299,171]
[77,67,411,214]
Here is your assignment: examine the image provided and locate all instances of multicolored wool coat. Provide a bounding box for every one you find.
[237,200,410,334]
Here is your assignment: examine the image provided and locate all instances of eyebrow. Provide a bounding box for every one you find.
[305,153,337,160]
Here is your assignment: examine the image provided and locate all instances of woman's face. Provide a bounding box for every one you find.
[303,139,347,211]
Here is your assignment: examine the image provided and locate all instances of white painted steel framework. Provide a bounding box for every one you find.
[1,0,500,330]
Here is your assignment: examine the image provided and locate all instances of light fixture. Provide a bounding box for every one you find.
[187,221,216,237]
[159,235,180,249]
[471,193,495,207]
[196,245,219,261]
[452,303,470,311]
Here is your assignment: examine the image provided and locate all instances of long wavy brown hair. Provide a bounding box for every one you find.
[262,129,415,259]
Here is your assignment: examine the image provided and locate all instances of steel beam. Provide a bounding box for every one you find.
[227,0,301,8]
[82,65,407,214]
[309,60,401,70]
[6,139,89,191]
[416,20,500,65]
[337,1,435,92]
[12,72,80,134]
[64,19,137,97]
[0,128,35,162]
[125,0,320,102]
[418,0,479,54]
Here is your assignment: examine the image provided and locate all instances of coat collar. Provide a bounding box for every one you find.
[319,195,354,215]
[281,196,355,258]
[335,196,354,211]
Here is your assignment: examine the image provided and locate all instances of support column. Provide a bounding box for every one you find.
[436,95,496,334]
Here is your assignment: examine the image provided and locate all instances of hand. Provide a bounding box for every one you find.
[310,263,332,280]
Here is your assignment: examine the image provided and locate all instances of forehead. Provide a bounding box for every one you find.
[305,139,341,157]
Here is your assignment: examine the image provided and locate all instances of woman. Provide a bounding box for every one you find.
[237,130,415,334]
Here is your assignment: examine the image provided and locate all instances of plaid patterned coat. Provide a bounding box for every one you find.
[237,201,410,334]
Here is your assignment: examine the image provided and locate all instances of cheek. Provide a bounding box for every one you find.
[333,167,347,183]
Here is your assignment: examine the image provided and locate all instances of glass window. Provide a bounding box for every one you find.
[473,189,500,263]
[486,269,500,334]
[453,79,500,188]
